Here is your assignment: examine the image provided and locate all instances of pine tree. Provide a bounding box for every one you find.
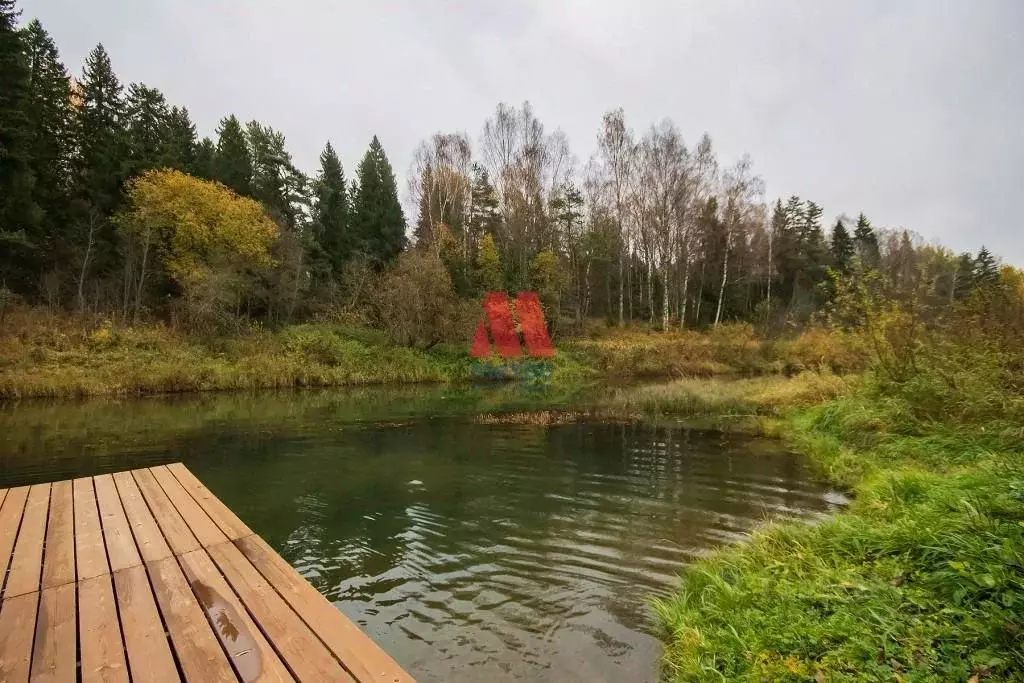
[312,141,349,275]
[351,135,405,264]
[161,105,196,171]
[192,137,215,180]
[246,121,306,229]
[21,19,71,274]
[830,218,854,274]
[853,212,879,269]
[0,0,39,289]
[213,115,251,196]
[124,82,169,177]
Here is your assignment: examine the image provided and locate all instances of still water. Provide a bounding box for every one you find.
[0,386,844,682]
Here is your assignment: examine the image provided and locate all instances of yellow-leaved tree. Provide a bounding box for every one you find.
[117,169,278,327]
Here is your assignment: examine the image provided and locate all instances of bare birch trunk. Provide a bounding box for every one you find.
[714,226,731,327]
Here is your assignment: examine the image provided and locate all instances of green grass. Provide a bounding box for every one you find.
[652,386,1024,681]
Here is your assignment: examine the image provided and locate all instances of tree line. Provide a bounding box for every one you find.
[0,0,1008,339]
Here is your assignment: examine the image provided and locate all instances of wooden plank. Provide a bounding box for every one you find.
[133,469,199,556]
[94,475,141,572]
[207,541,355,682]
[167,464,253,540]
[41,481,74,590]
[150,466,227,548]
[178,548,294,683]
[78,575,128,683]
[30,582,76,683]
[5,484,51,598]
[73,478,109,581]
[112,472,172,564]
[0,487,30,585]
[0,591,39,683]
[112,565,179,683]
[235,535,415,683]
[147,555,236,683]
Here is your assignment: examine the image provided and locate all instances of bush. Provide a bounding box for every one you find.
[371,250,475,349]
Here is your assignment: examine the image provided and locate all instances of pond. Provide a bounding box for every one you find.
[0,385,845,682]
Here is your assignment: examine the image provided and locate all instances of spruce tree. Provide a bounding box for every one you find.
[192,137,215,180]
[467,164,500,247]
[413,167,435,247]
[351,135,405,264]
[973,247,999,289]
[954,252,976,299]
[213,115,251,196]
[853,212,879,269]
[312,141,350,275]
[71,42,126,303]
[0,0,39,290]
[830,218,854,273]
[74,43,125,214]
[21,19,71,274]
[124,82,170,177]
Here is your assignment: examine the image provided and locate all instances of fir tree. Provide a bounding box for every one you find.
[351,135,405,264]
[124,82,170,177]
[830,218,854,273]
[853,212,879,269]
[312,141,349,275]
[161,105,196,171]
[0,0,39,288]
[213,115,251,196]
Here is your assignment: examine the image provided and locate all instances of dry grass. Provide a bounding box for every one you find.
[602,372,855,418]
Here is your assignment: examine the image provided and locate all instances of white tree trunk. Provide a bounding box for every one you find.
[714,226,731,327]
[661,259,669,331]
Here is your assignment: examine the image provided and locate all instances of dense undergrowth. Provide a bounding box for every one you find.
[0,309,863,399]
[653,358,1024,680]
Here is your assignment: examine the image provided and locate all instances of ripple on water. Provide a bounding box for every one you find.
[0,402,844,683]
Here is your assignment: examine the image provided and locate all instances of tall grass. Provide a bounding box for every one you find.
[0,310,472,398]
[0,310,864,399]
[652,339,1024,680]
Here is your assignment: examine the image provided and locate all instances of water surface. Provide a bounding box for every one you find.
[0,386,843,682]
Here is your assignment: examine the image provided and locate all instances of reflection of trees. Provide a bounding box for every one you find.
[5,388,835,672]
[194,418,833,638]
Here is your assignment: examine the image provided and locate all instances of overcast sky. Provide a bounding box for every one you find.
[21,0,1024,263]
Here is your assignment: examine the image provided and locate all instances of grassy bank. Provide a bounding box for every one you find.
[651,375,1024,680]
[0,309,864,399]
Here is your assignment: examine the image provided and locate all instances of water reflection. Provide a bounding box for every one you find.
[0,388,843,682]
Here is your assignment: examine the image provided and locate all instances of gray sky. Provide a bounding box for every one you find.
[22,0,1024,263]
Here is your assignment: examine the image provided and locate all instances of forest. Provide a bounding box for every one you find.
[0,0,1011,344]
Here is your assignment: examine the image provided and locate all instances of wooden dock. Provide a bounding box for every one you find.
[0,463,415,683]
